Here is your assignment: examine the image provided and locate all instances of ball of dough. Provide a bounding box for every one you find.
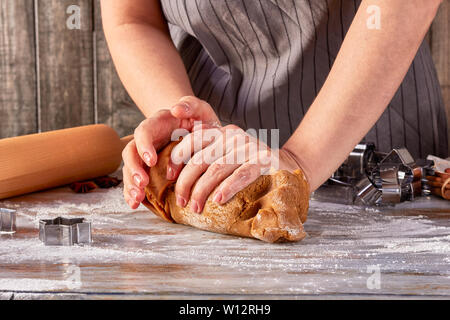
[143,141,310,243]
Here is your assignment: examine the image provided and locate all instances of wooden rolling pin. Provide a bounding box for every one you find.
[0,125,133,200]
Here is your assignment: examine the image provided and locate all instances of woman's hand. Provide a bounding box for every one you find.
[169,125,303,213]
[122,96,220,209]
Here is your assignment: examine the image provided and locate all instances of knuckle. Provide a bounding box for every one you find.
[184,162,201,178]
[207,163,224,177]
[235,167,253,181]
[224,124,240,131]
[180,95,198,107]
[190,151,204,165]
[124,182,133,193]
[134,122,145,135]
[190,190,205,204]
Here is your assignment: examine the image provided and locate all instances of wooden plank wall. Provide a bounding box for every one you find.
[93,0,144,137]
[0,0,37,137]
[431,0,450,149]
[0,0,144,139]
[37,0,94,132]
[0,0,448,149]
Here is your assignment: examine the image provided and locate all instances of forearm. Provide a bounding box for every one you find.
[101,0,193,118]
[283,0,442,192]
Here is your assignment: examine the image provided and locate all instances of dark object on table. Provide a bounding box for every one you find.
[39,217,92,246]
[0,208,16,233]
[93,176,121,188]
[70,176,122,193]
[70,181,98,193]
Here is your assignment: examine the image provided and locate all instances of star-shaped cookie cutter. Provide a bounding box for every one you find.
[0,208,16,233]
[39,217,91,246]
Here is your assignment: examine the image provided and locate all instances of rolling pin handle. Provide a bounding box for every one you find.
[120,135,134,149]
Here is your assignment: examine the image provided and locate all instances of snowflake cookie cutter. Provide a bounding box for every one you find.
[0,208,16,233]
[39,217,91,246]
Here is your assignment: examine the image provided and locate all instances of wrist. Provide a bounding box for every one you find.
[280,147,314,193]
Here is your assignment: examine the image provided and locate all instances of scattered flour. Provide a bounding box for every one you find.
[0,186,448,296]
[0,279,69,291]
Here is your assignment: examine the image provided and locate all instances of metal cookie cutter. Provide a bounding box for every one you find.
[316,144,435,206]
[333,143,376,181]
[372,148,427,204]
[354,176,382,206]
[0,208,16,233]
[39,217,91,246]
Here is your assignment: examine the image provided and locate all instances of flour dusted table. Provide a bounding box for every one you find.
[0,174,449,300]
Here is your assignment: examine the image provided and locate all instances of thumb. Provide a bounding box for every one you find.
[170,96,220,127]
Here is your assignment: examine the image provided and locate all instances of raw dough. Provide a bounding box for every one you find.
[143,141,310,243]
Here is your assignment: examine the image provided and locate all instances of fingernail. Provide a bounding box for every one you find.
[143,153,152,165]
[133,174,142,186]
[213,192,222,204]
[176,194,186,207]
[167,167,175,180]
[191,200,200,213]
[130,189,138,200]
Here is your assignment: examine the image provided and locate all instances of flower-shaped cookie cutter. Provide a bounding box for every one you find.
[39,217,91,246]
[0,208,16,233]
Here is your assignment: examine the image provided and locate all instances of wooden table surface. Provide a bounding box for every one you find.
[0,177,449,300]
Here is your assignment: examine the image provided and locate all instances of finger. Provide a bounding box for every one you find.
[134,110,180,167]
[174,136,229,211]
[123,186,135,209]
[169,123,242,177]
[213,162,263,205]
[174,158,209,212]
[170,96,220,127]
[190,158,241,212]
[121,140,150,189]
[123,166,146,204]
[186,128,251,210]
[134,124,158,167]
[122,171,140,209]
[121,144,146,209]
[167,127,222,180]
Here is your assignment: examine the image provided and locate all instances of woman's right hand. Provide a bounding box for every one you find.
[122,96,220,209]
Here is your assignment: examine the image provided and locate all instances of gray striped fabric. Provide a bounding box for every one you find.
[160,0,448,159]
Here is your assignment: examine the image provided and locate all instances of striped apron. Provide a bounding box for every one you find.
[160,0,448,159]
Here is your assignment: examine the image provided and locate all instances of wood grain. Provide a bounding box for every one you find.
[0,124,127,200]
[0,0,448,144]
[0,185,449,298]
[0,0,37,138]
[36,0,94,132]
[431,1,450,150]
[94,0,145,138]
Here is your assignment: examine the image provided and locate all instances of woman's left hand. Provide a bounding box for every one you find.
[167,124,302,213]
